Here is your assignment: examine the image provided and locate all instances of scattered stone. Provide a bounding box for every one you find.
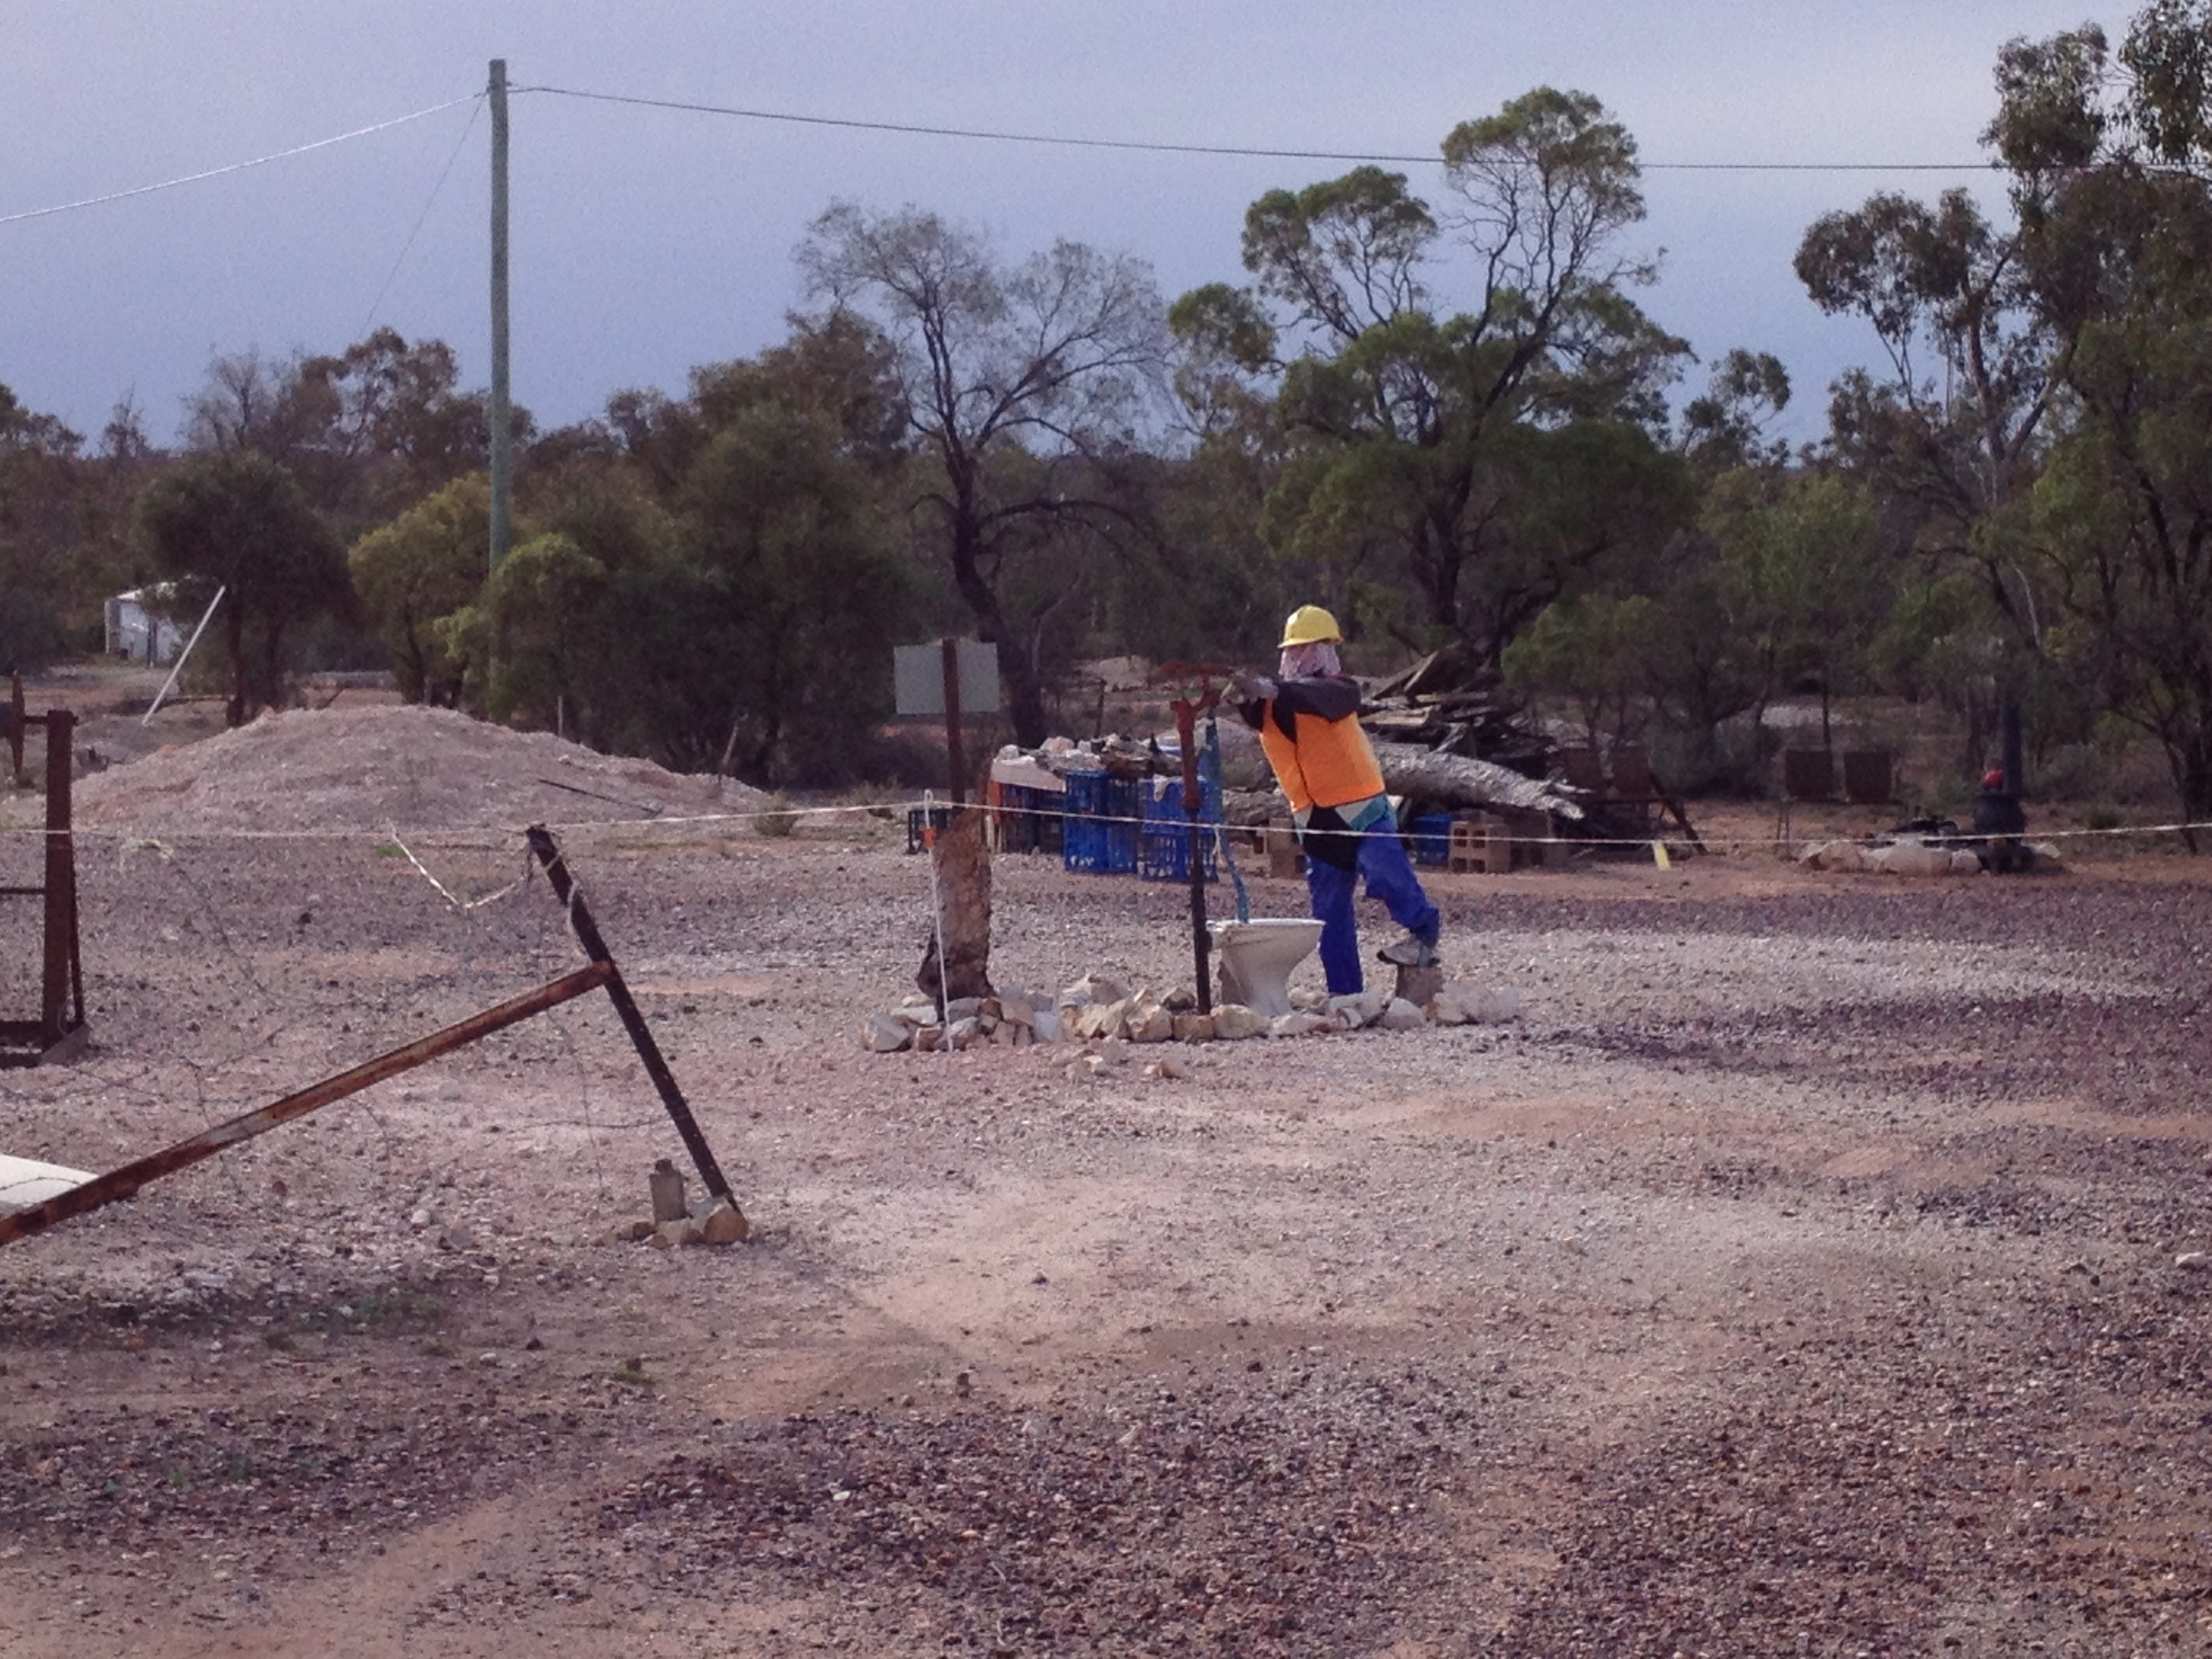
[700,1204,750,1244]
[1059,972,1130,1010]
[1289,987,1331,1012]
[947,1017,984,1050]
[863,1013,914,1053]
[1270,1012,1332,1038]
[1328,990,1391,1029]
[1868,840,1956,878]
[408,1207,433,1231]
[998,998,1037,1029]
[1378,998,1430,1031]
[1127,1000,1175,1044]
[1171,1012,1214,1044]
[1143,1058,1191,1080]
[1162,985,1199,1013]
[2178,1252,2207,1271]
[1031,1006,1065,1044]
[1950,849,1986,876]
[944,996,985,1024]
[1210,1004,1269,1041]
[912,1025,943,1052]
[1431,983,1521,1025]
[1075,1000,1129,1042]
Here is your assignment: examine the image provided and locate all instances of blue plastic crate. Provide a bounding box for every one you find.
[1408,811,1454,866]
[1137,773,1222,883]
[1062,771,1140,874]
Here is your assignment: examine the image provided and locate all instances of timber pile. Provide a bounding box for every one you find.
[1361,644,1553,775]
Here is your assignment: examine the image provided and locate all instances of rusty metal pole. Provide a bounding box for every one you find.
[41,710,74,1048]
[6,672,22,783]
[940,637,966,808]
[1174,698,1212,1014]
[0,962,614,1247]
[524,826,738,1210]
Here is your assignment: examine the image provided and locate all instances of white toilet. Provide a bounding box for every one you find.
[1208,918,1324,1018]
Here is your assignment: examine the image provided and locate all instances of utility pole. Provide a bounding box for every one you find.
[488,58,512,575]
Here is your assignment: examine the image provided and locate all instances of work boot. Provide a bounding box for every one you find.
[1376,933,1441,969]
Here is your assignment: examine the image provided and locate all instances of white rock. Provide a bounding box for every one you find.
[947,1016,983,1050]
[1433,983,1522,1025]
[1171,1012,1214,1043]
[1950,850,1985,876]
[1288,987,1332,1012]
[863,1013,914,1053]
[1060,972,1130,1010]
[1269,1012,1331,1038]
[1378,998,1429,1031]
[1870,840,1953,878]
[1079,999,1131,1041]
[1210,1004,1269,1041]
[943,996,985,1023]
[1143,1058,1191,1080]
[1127,1002,1175,1044]
[1328,990,1391,1029]
[1031,1006,1065,1044]
[2177,1252,2207,1271]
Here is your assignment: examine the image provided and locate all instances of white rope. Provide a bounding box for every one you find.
[5,797,2209,851]
[384,827,533,913]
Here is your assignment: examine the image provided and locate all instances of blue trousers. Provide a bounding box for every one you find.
[1304,825,1440,995]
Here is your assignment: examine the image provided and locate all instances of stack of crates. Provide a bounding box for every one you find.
[1407,810,1454,867]
[995,784,1065,855]
[1061,771,1142,874]
[1138,769,1223,884]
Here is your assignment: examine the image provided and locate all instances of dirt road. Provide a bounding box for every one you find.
[2,821,2208,1655]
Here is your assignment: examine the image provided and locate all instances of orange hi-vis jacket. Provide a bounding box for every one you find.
[1241,675,1385,814]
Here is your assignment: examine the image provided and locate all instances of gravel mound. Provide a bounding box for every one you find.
[68,703,762,836]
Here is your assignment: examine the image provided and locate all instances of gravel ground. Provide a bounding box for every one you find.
[1,792,2209,1656]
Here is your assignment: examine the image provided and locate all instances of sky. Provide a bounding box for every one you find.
[2,1,2125,451]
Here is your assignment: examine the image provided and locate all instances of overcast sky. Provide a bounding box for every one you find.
[3,1,2121,450]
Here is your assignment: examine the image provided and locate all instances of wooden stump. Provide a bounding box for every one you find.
[1393,964,1445,1007]
[918,805,994,1010]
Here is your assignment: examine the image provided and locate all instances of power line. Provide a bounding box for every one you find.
[517,83,1994,173]
[0,97,480,228]
[360,96,487,337]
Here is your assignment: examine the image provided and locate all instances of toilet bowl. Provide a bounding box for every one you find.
[1208,918,1324,1018]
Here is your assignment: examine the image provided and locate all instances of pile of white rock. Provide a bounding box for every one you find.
[860,970,1519,1057]
[1799,838,1988,876]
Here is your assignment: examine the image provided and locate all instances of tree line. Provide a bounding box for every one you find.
[5,3,2211,819]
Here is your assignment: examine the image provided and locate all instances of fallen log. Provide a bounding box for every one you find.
[1372,741,1583,819]
[1224,747,1580,824]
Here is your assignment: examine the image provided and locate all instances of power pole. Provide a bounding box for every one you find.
[488,58,512,575]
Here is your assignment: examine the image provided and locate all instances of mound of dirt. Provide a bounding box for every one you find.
[67,703,763,835]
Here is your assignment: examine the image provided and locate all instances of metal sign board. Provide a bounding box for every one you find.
[894,639,1002,718]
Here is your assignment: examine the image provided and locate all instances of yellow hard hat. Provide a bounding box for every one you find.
[1279,605,1343,649]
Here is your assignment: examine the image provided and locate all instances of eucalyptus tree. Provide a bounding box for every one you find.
[1170,89,1697,669]
[798,205,1172,745]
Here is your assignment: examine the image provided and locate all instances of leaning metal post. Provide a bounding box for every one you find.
[0,963,615,1247]
[524,825,738,1210]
